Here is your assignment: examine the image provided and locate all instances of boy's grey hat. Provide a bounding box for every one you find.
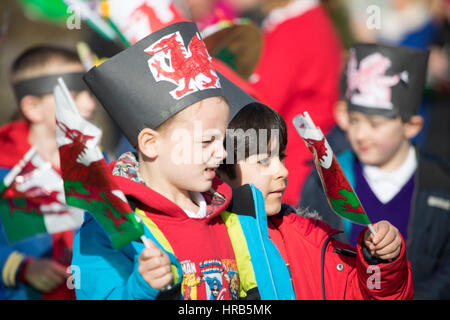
[345,43,429,120]
[220,71,257,123]
[84,21,234,146]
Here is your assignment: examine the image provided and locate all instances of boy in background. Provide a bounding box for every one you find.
[301,43,450,299]
[0,45,97,299]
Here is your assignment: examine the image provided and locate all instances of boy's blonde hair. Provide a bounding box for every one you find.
[154,96,227,134]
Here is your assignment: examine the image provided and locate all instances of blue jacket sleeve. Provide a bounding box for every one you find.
[72,213,178,300]
[0,168,27,289]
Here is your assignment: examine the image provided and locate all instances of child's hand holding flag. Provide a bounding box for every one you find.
[364,221,401,260]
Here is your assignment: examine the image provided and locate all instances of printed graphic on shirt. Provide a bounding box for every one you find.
[181,260,201,300]
[180,258,239,300]
[221,259,239,299]
[145,31,220,100]
[346,49,408,110]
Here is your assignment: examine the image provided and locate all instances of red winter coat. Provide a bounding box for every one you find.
[110,152,240,300]
[268,208,414,300]
[251,3,343,206]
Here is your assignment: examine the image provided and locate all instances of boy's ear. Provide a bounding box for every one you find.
[137,128,159,159]
[404,115,424,140]
[334,100,349,131]
[19,95,43,123]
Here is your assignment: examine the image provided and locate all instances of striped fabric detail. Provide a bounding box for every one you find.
[134,208,179,284]
[2,251,25,287]
[220,211,258,298]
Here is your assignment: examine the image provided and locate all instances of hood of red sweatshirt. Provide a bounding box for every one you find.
[110,152,232,221]
[0,120,31,168]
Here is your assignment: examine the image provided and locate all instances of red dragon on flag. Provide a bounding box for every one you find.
[346,49,408,110]
[0,146,84,244]
[118,0,185,44]
[145,31,220,99]
[293,112,374,232]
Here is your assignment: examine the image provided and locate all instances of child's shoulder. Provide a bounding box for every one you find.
[336,149,356,166]
[0,120,28,141]
[0,120,30,168]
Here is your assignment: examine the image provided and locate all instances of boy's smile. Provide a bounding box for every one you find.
[204,166,219,180]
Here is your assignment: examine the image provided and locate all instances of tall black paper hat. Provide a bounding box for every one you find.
[84,21,252,146]
[345,43,429,120]
[220,72,257,122]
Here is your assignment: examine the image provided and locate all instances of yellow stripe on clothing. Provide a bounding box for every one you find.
[220,211,258,298]
[134,208,179,283]
[2,251,25,287]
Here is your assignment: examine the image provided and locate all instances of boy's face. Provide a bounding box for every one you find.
[23,62,96,130]
[155,97,229,193]
[234,143,288,216]
[346,111,410,169]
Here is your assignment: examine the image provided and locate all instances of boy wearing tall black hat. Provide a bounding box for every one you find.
[0,45,96,299]
[72,21,295,300]
[300,43,450,299]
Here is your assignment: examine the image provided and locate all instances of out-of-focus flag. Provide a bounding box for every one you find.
[98,0,185,46]
[0,146,84,244]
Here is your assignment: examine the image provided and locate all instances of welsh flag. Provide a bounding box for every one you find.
[0,147,84,244]
[93,0,185,46]
[17,0,185,47]
[53,78,145,249]
[293,112,375,233]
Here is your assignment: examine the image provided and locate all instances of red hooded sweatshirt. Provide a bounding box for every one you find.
[111,153,239,300]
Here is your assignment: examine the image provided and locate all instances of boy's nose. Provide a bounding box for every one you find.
[353,123,370,141]
[75,91,97,119]
[215,142,227,161]
[275,158,289,180]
